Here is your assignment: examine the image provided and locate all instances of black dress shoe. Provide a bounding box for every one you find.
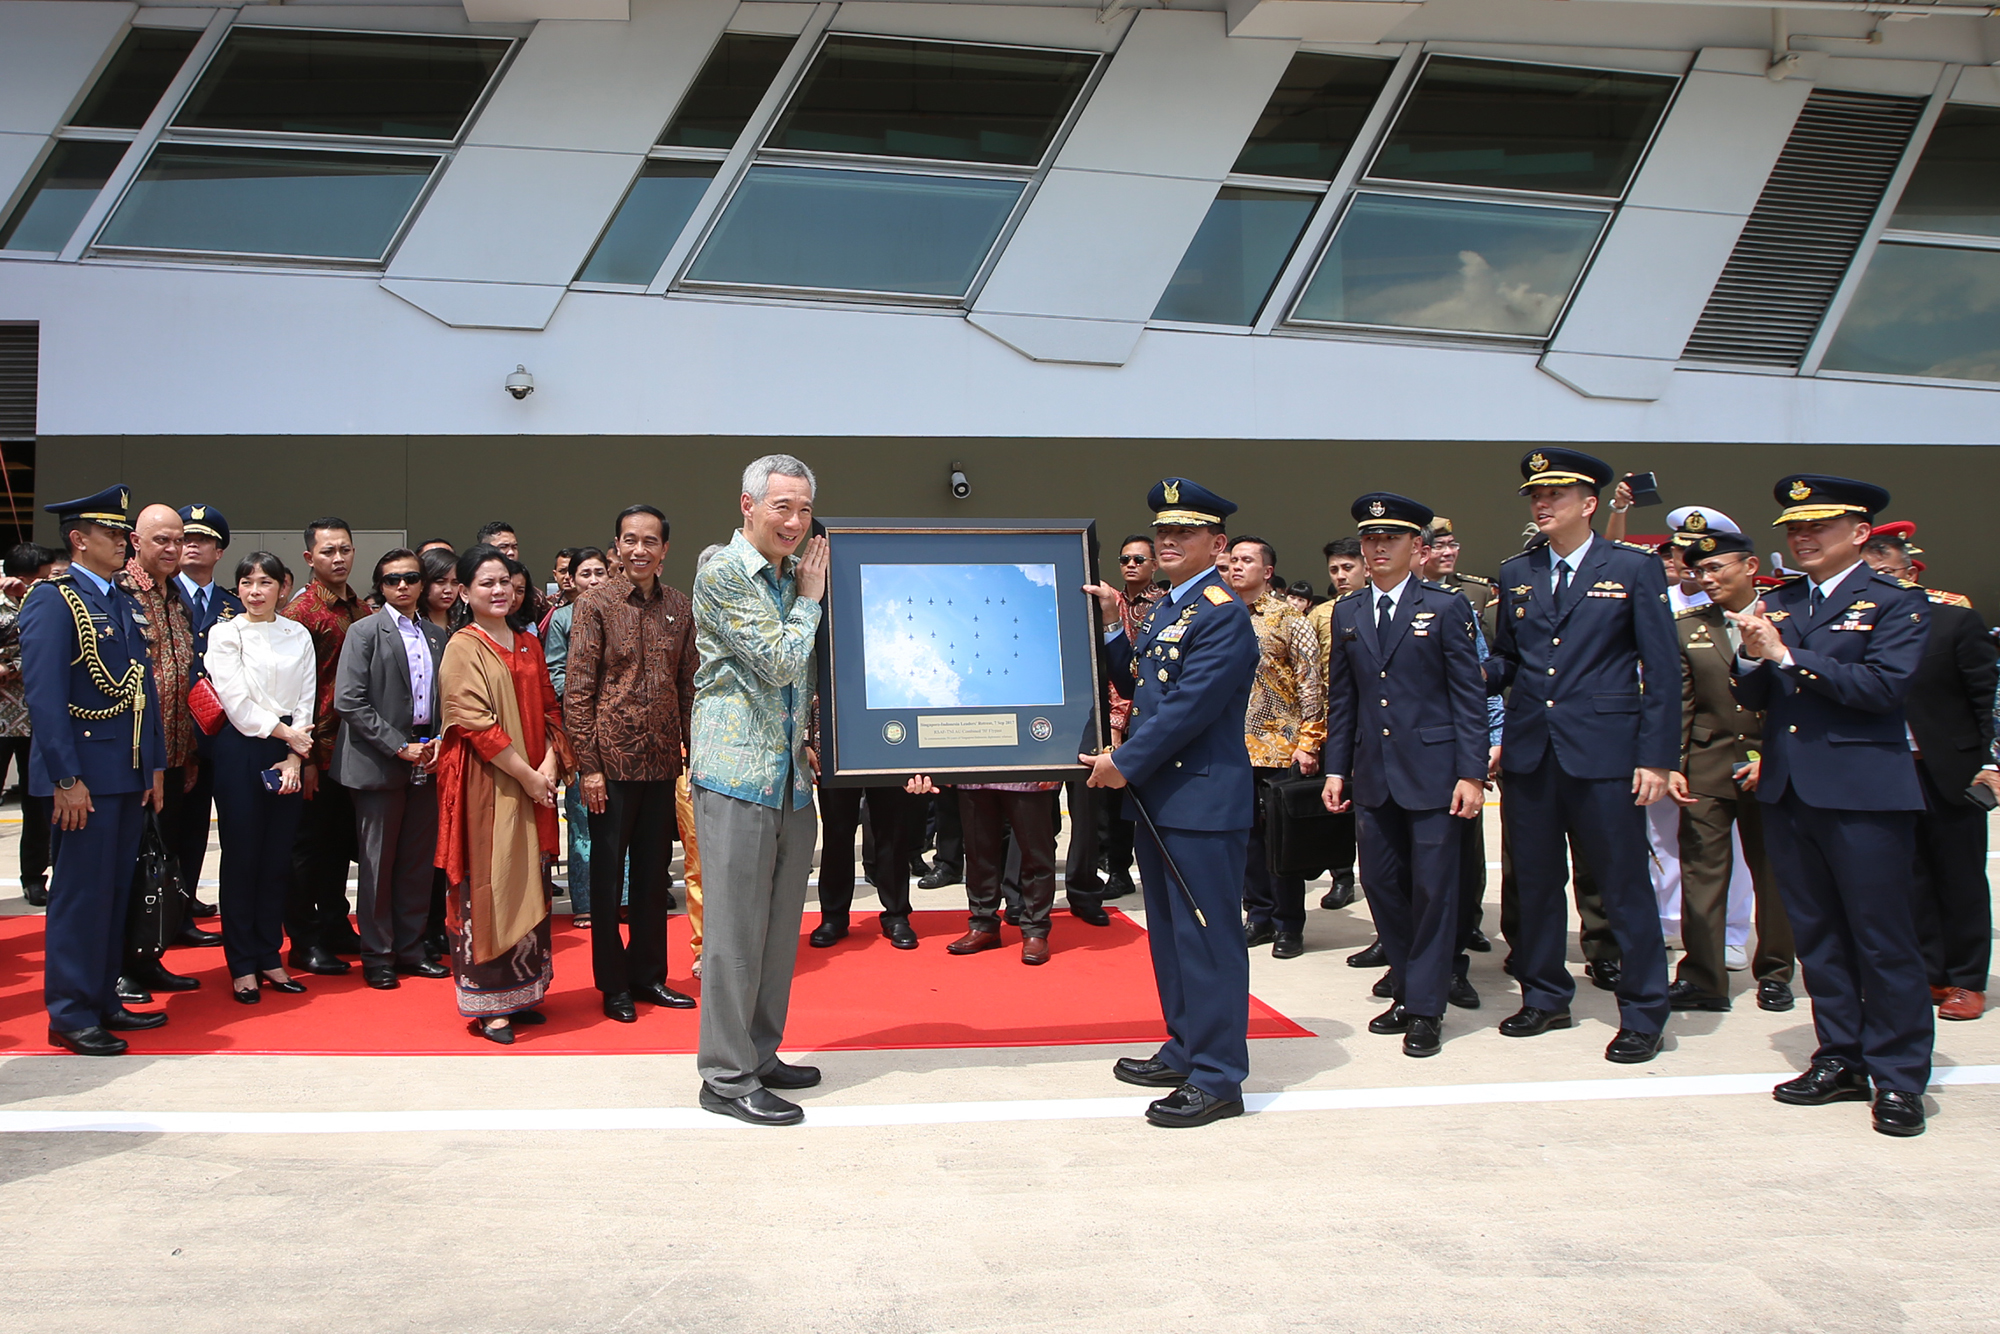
[761,1059,822,1090]
[424,932,450,962]
[289,946,351,975]
[172,922,224,949]
[48,1025,127,1056]
[115,975,153,1004]
[1403,1014,1443,1058]
[883,918,919,949]
[1101,870,1136,899]
[1466,927,1492,953]
[603,992,637,1023]
[700,1084,804,1126]
[1871,1089,1926,1137]
[102,1006,168,1031]
[916,868,961,890]
[189,898,219,918]
[131,960,201,992]
[808,922,849,948]
[1368,1003,1412,1034]
[363,967,400,990]
[1145,1083,1244,1128]
[1773,1060,1871,1106]
[1605,1027,1664,1064]
[1113,1056,1188,1088]
[510,1008,547,1025]
[1320,872,1358,911]
[23,879,48,908]
[1371,972,1395,999]
[396,959,450,979]
[1271,931,1304,959]
[1069,898,1111,927]
[469,1018,515,1045]
[1244,920,1276,947]
[1584,958,1622,992]
[231,984,260,1005]
[1448,973,1480,1010]
[325,931,365,956]
[634,981,697,1009]
[260,973,307,994]
[1668,980,1731,1012]
[1499,1006,1573,1038]
[1347,939,1386,968]
[1757,979,1796,1012]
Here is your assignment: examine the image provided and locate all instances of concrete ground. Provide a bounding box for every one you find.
[2,800,1997,1333]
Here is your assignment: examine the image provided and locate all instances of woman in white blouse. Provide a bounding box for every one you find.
[205,552,317,1003]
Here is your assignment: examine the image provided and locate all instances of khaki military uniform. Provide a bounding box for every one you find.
[1675,602,1794,999]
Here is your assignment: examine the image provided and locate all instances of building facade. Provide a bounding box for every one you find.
[4,0,1998,597]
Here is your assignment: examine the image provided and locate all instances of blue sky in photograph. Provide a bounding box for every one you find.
[859,563,1065,709]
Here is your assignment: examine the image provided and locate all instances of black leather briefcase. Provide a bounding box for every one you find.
[1262,769,1339,881]
[124,812,187,962]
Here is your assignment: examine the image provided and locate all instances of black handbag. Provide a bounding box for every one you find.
[1262,768,1340,880]
[124,811,187,963]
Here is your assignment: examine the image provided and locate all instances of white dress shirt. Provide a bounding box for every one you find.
[205,615,316,738]
[1368,572,1415,626]
[1549,533,1594,595]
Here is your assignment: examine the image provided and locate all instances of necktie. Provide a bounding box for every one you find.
[1556,561,1573,597]
[196,588,209,622]
[1810,587,1824,617]
[1377,594,1393,635]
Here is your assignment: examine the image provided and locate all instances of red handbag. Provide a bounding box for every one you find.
[188,677,227,736]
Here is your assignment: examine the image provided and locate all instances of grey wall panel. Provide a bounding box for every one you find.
[388,146,645,285]
[378,278,568,330]
[0,2,133,136]
[466,0,740,153]
[1540,54,1816,401]
[969,10,1294,366]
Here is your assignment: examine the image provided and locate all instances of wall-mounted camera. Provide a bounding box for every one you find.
[504,365,534,400]
[949,461,971,500]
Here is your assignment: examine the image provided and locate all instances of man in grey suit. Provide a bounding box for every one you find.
[332,549,450,989]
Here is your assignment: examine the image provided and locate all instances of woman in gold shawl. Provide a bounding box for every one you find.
[435,545,571,1044]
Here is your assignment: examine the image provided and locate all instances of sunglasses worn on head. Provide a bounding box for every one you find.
[380,572,423,586]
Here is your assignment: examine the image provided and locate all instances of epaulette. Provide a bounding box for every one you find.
[1456,572,1495,587]
[1336,587,1366,602]
[1612,539,1654,554]
[1420,579,1450,593]
[1202,584,1232,606]
[1675,604,1709,619]
[1926,587,1973,608]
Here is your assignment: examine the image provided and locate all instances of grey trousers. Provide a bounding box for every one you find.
[353,783,439,970]
[694,784,817,1098]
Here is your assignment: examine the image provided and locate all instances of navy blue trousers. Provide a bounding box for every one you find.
[1358,801,1463,1019]
[45,790,144,1031]
[1501,753,1669,1033]
[1135,822,1250,1101]
[214,727,304,976]
[1762,790,1932,1094]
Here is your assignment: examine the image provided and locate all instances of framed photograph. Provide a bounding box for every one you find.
[816,519,1105,787]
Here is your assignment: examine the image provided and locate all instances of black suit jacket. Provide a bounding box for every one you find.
[1903,596,1997,806]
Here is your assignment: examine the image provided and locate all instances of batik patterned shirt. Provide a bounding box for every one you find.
[121,558,197,767]
[283,579,367,769]
[1244,591,1325,768]
[689,531,820,811]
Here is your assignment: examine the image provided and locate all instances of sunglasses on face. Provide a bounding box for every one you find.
[380,572,423,587]
[1117,555,1150,564]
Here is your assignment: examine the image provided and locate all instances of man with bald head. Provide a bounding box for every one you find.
[115,503,216,999]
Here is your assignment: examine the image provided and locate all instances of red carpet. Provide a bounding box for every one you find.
[0,909,1311,1056]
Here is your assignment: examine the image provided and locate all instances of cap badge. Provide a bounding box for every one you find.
[1684,512,1707,533]
[1162,480,1180,504]
[1698,537,1716,552]
[190,506,205,520]
[1528,453,1549,473]
[1368,500,1386,517]
[1789,480,1811,501]
[118,489,129,510]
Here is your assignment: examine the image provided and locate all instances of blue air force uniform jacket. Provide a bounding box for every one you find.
[1729,566,1928,812]
[1322,580,1489,810]
[174,576,243,758]
[1488,537,1680,779]
[1099,567,1260,831]
[20,571,165,795]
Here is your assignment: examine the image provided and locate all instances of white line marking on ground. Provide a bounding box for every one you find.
[2,1066,1993,1135]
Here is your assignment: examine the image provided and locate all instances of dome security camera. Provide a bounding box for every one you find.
[504,365,534,400]
[949,462,970,500]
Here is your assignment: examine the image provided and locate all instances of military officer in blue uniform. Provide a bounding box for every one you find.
[1320,494,1488,1058]
[1487,449,1680,1063]
[1728,474,1934,1137]
[172,503,242,903]
[1082,478,1260,1128]
[21,486,167,1055]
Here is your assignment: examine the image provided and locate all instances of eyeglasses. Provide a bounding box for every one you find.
[380,572,423,586]
[1692,557,1747,577]
[1117,555,1150,564]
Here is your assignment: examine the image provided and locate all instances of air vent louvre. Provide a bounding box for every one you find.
[0,324,35,441]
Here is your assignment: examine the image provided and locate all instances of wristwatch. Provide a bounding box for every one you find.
[56,776,78,790]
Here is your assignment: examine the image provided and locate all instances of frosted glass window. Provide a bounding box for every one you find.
[1155,189,1319,326]
[1295,193,1607,337]
[0,141,128,252]
[687,166,1021,296]
[578,161,717,284]
[1822,243,2000,383]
